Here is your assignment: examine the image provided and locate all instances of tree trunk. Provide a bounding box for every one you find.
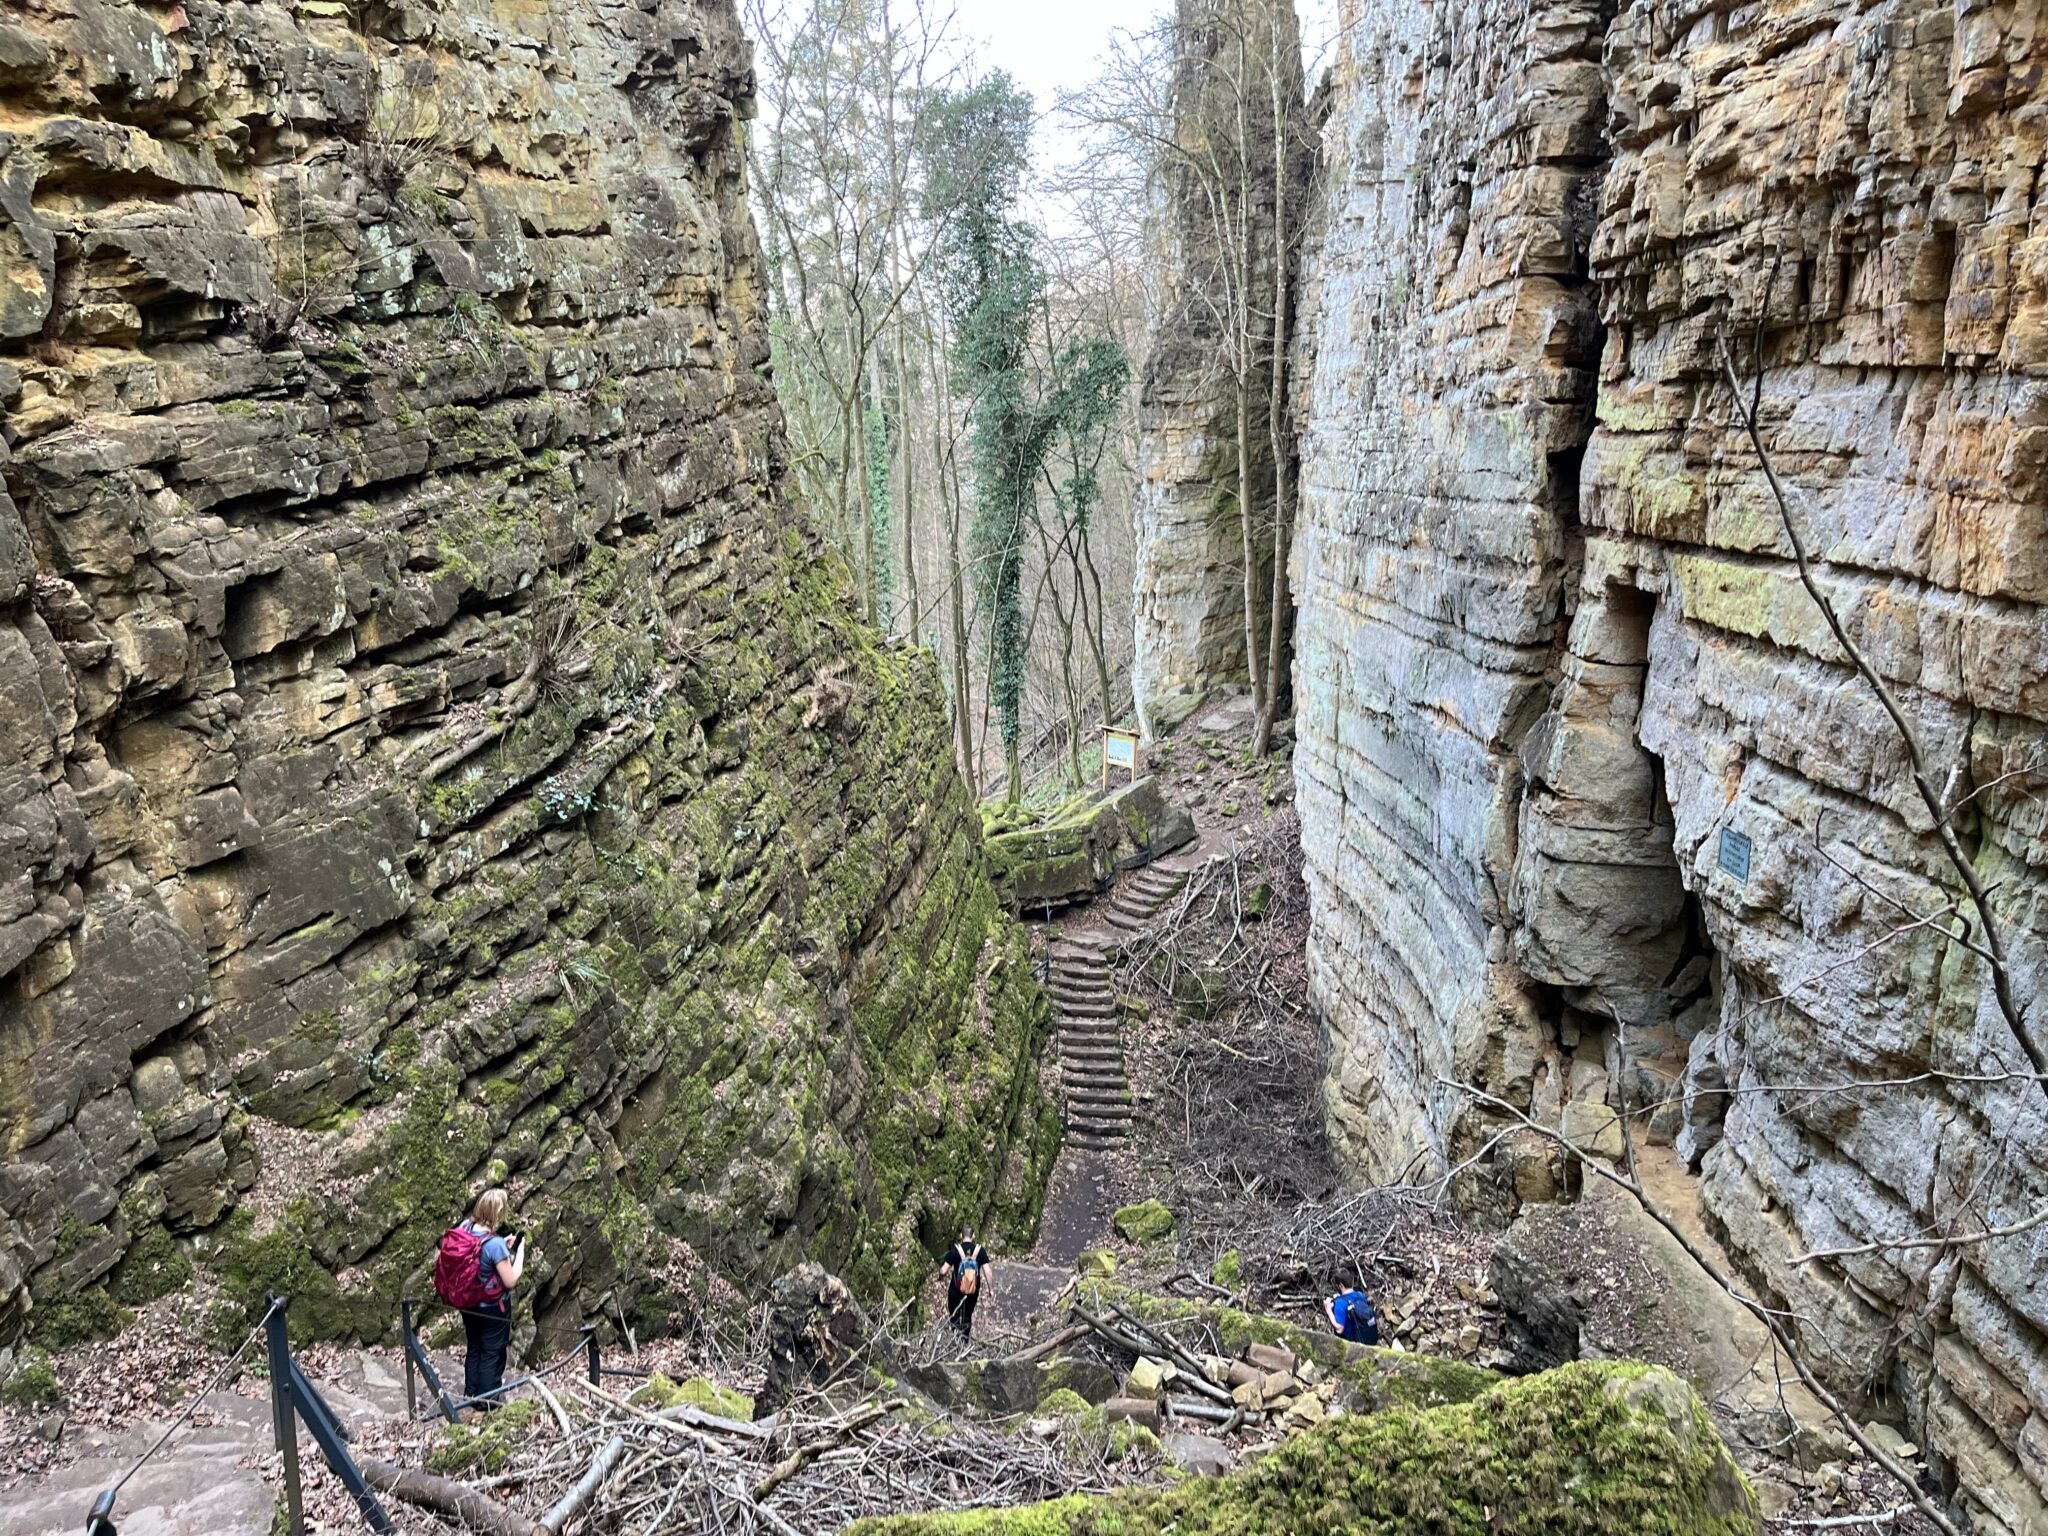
[1256,3,1293,759]
[851,318,878,625]
[894,313,920,645]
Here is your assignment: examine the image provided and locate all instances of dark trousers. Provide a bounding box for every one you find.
[463,1301,511,1403]
[948,1287,978,1341]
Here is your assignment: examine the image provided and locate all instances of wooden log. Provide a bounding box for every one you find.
[1163,1397,1244,1425]
[1100,1396,1163,1432]
[360,1457,546,1536]
[540,1432,627,1533]
[1003,1322,1089,1366]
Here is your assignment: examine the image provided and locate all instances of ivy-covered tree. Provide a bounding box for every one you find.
[922,77,1131,798]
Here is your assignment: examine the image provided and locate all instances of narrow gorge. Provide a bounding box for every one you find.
[1,0,2044,1532]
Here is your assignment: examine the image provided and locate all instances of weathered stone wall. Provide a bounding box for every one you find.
[1294,1,2048,1526]
[0,0,1057,1350]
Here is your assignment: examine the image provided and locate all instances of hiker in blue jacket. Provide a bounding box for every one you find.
[1324,1285,1379,1344]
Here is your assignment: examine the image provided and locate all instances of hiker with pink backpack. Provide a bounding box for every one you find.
[434,1188,531,1407]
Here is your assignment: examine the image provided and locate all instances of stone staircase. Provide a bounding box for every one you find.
[1048,937,1132,1149]
[1101,863,1191,936]
[1046,863,1191,1150]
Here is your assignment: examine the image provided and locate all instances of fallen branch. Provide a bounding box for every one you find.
[541,1432,627,1533]
[361,1457,546,1536]
[752,1398,905,1502]
[1002,1323,1089,1365]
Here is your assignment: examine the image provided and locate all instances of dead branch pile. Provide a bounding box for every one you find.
[1225,1185,1459,1298]
[377,1374,1132,1535]
[1114,809,1334,1213]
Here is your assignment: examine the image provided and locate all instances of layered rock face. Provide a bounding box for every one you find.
[0,0,1056,1348]
[1132,0,1304,734]
[1294,0,2048,1526]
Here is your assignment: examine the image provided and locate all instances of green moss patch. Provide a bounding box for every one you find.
[0,1352,63,1407]
[629,1373,754,1421]
[849,1361,1758,1535]
[426,1399,541,1475]
[1112,1201,1176,1246]
[27,1286,132,1349]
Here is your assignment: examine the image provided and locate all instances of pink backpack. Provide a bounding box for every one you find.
[434,1224,502,1310]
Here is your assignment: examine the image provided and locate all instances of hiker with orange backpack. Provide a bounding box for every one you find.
[940,1224,991,1343]
[435,1188,530,1406]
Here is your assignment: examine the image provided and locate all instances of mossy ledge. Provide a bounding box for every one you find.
[850,1360,1760,1536]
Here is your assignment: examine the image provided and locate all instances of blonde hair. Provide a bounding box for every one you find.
[473,1188,509,1230]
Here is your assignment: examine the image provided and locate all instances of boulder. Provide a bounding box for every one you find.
[1112,1200,1176,1246]
[983,777,1195,913]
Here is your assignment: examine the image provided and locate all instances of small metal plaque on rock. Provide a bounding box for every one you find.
[1718,828,1752,885]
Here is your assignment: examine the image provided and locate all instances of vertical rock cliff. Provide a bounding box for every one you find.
[1133,0,1306,733]
[0,0,1057,1347]
[1290,1,2048,1526]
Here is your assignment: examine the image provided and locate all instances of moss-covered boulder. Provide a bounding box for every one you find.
[1113,1200,1177,1246]
[849,1361,1758,1535]
[630,1373,753,1421]
[983,778,1195,912]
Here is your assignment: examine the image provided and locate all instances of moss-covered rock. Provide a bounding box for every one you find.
[26,1285,131,1349]
[0,1351,63,1407]
[982,778,1195,912]
[630,1373,753,1421]
[1037,1387,1092,1418]
[1209,1249,1242,1290]
[426,1399,541,1475]
[1113,1201,1177,1246]
[849,1361,1759,1535]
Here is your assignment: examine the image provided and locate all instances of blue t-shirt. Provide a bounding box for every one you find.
[467,1223,511,1307]
[1333,1289,1378,1343]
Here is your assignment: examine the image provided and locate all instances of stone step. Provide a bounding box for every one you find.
[1055,1002,1117,1020]
[1061,1063,1125,1081]
[1068,1129,1126,1149]
[1048,960,1110,979]
[1059,1024,1121,1042]
[1070,1090,1134,1110]
[1060,1057,1124,1075]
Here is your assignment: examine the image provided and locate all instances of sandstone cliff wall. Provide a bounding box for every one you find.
[1132,0,1305,734]
[0,0,1057,1350]
[1294,1,2048,1527]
